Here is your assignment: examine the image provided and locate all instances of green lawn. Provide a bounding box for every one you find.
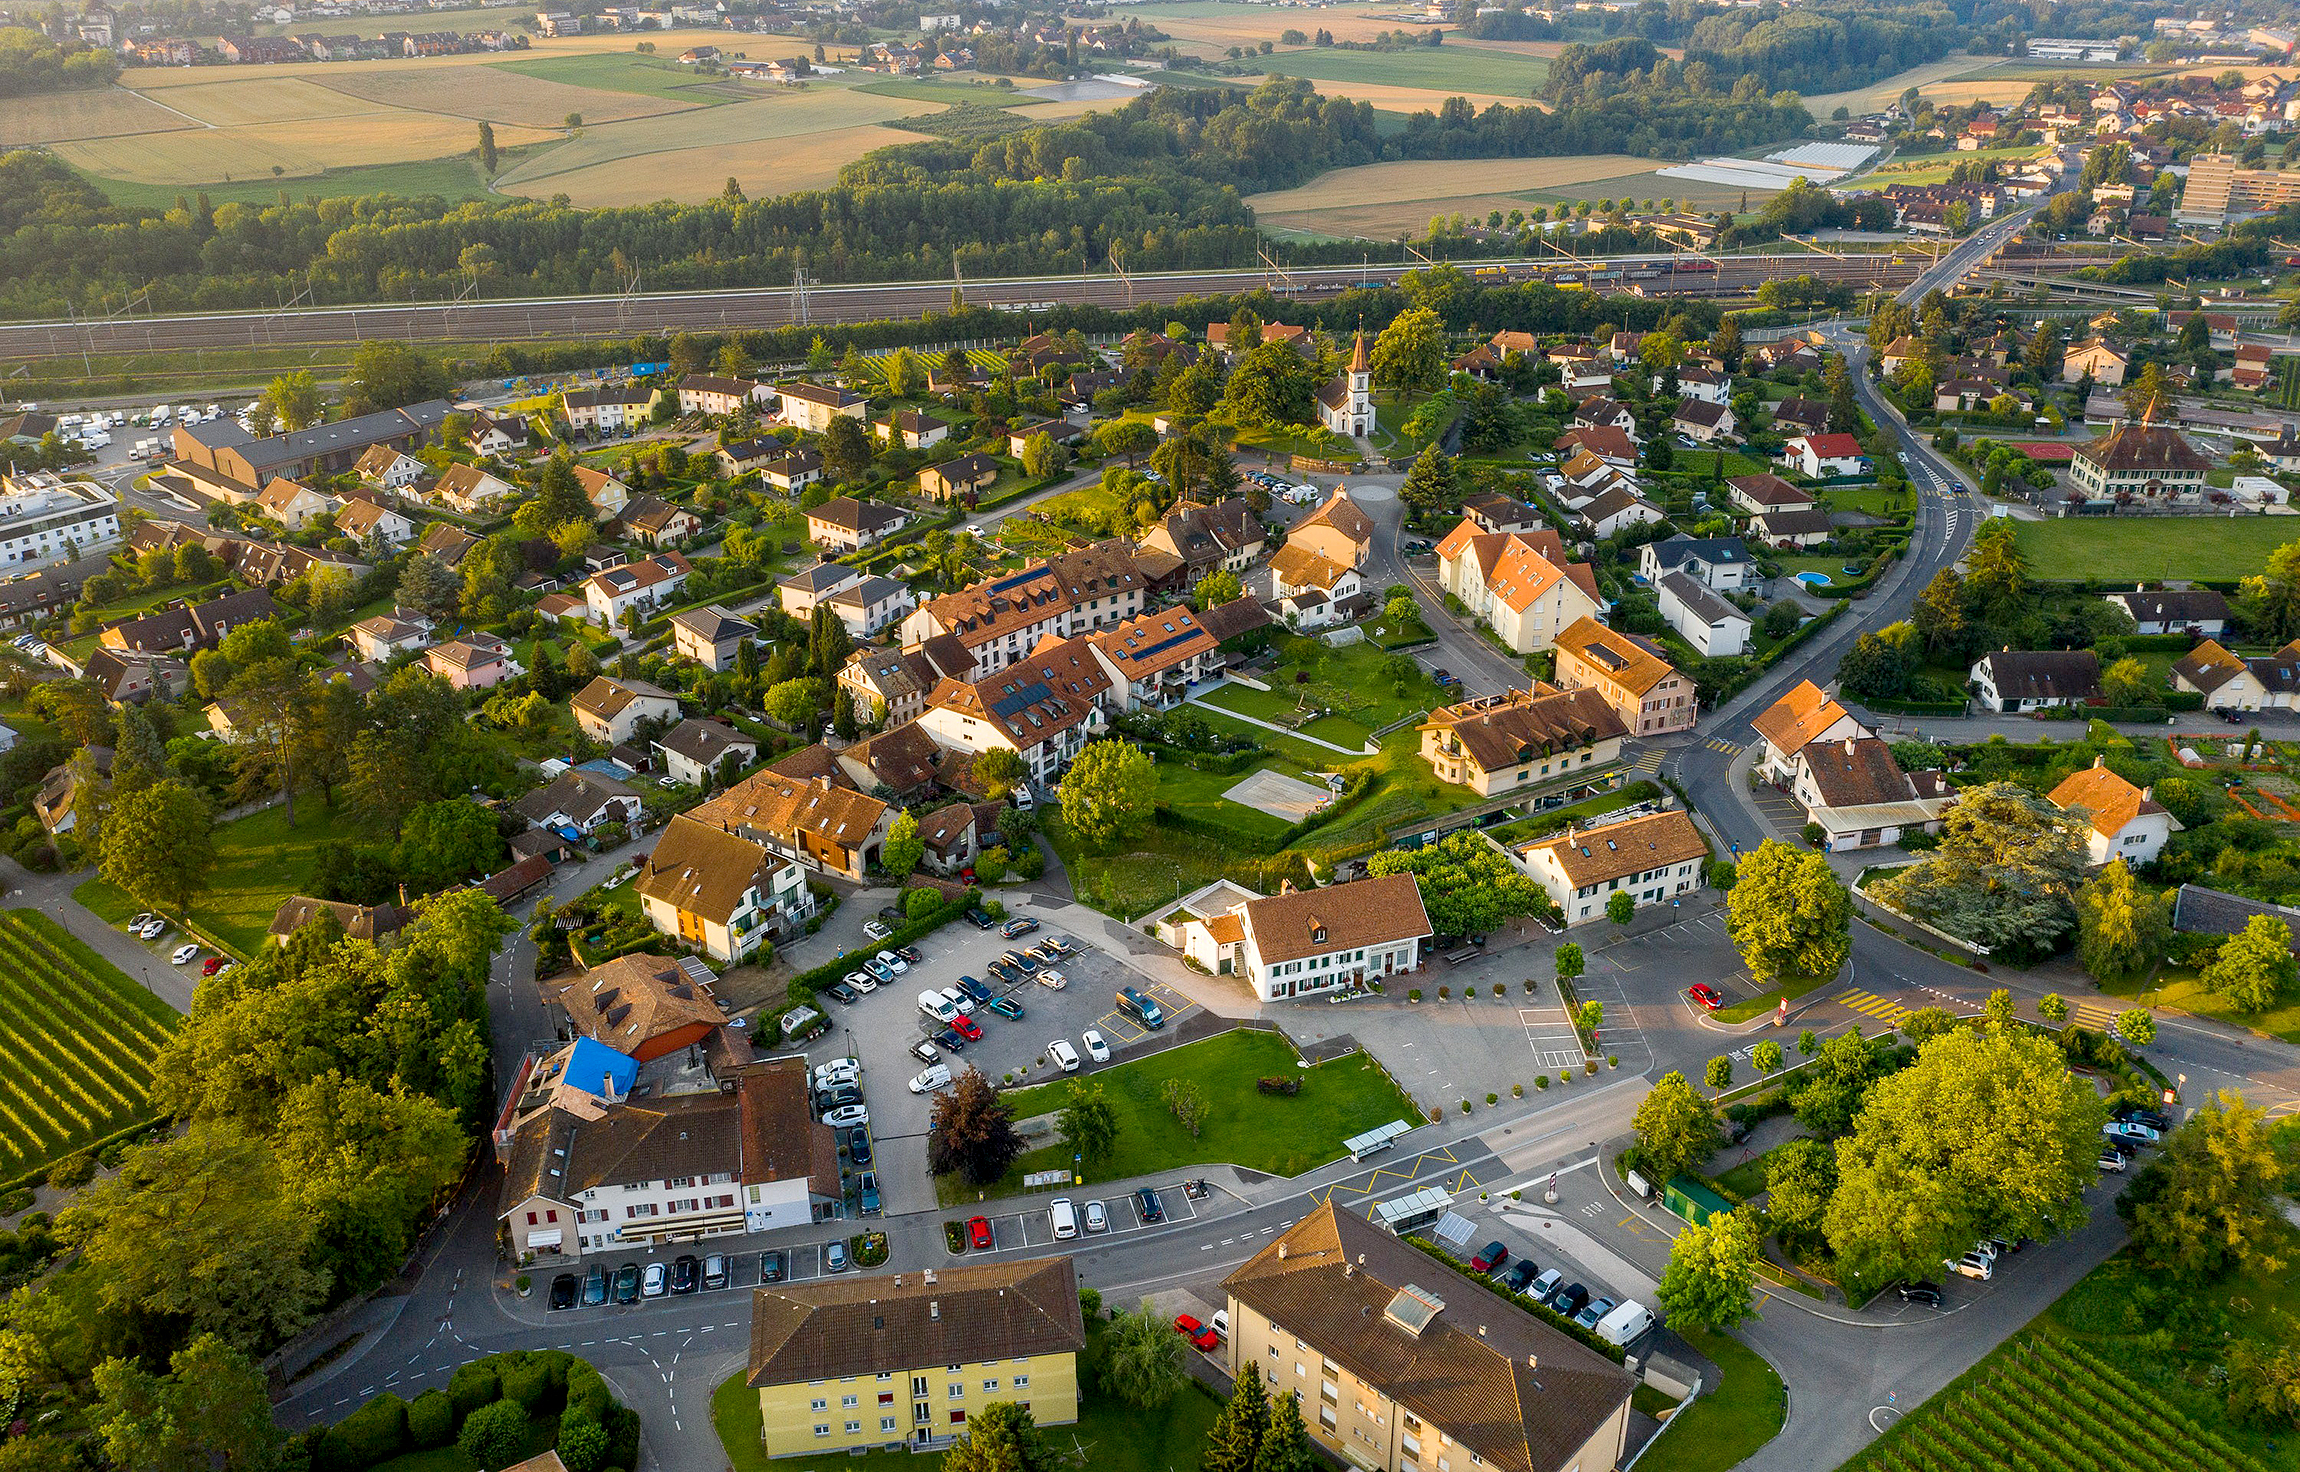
[1150,762,1297,844]
[75,154,508,210]
[1254,42,1547,96]
[72,799,372,958]
[2012,517,2300,582]
[490,52,742,103]
[1197,684,1373,749]
[1633,1327,1786,1472]
[2098,964,2300,1047]
[1708,1145,1782,1203]
[994,1029,1416,1185]
[1824,487,1910,518]
[714,1350,1221,1472]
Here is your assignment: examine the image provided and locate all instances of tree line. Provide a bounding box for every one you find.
[0,25,118,96]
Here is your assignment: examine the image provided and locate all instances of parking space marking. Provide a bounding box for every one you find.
[1516,1006,1587,1070]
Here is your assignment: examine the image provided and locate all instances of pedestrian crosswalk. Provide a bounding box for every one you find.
[2070,1000,2120,1031]
[1836,988,1911,1025]
[1703,738,1743,755]
[1627,751,1663,776]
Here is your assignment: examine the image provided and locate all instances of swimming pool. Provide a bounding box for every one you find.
[1795,572,1833,588]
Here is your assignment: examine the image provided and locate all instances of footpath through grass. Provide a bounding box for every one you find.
[953,1029,1416,1203]
[1633,1327,1785,1472]
[714,1344,1221,1472]
[72,799,370,958]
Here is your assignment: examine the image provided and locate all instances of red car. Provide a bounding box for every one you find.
[1687,983,1723,1011]
[1173,1314,1219,1351]
[1469,1240,1509,1273]
[201,956,226,977]
[952,1014,984,1041]
[967,1215,994,1250]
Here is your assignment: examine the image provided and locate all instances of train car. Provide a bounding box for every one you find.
[1672,258,1718,273]
[1472,265,1510,278]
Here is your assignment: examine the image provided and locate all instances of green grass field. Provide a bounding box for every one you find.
[1196,683,1374,749]
[490,53,740,104]
[73,800,371,958]
[0,909,179,1182]
[2012,517,2300,582]
[1635,1327,1786,1472]
[76,153,506,209]
[1256,43,1548,96]
[996,1029,1416,1184]
[713,1344,1222,1472]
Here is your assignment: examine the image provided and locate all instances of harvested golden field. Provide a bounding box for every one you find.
[1131,0,1417,49]
[491,85,937,190]
[509,121,923,204]
[315,64,699,126]
[1802,55,2002,117]
[55,111,559,185]
[121,27,784,85]
[145,75,376,126]
[0,86,195,144]
[1247,155,1676,213]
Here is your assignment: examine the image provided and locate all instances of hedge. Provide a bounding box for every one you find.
[311,1349,635,1472]
[1403,1236,1629,1364]
[785,886,976,1004]
[407,1390,455,1450]
[314,1393,408,1472]
[1863,696,1969,716]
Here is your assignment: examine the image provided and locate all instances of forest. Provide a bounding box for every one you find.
[0,74,1811,319]
[0,25,118,96]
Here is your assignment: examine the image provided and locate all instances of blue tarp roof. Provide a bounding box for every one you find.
[564,1037,638,1101]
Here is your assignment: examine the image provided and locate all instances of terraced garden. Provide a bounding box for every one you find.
[0,910,179,1182]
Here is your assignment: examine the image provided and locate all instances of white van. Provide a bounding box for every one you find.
[909,1063,952,1094]
[1048,1039,1080,1073]
[1049,1197,1079,1240]
[1596,1300,1656,1347]
[919,989,959,1025]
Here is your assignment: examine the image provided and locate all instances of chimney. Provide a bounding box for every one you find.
[2143,785,2153,800]
[1277,1243,1288,1260]
[1479,1326,1488,1338]
[929,1301,940,1320]
[1344,1263,1355,1278]
[1527,1355,1539,1370]
[1844,738,1856,756]
[2094,754,2105,769]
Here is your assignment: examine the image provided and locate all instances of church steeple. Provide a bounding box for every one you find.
[1349,328,1369,376]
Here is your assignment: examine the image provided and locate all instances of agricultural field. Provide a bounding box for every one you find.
[2012,516,2298,582]
[1254,42,1548,97]
[318,63,703,126]
[1800,55,2006,118]
[1247,155,1751,240]
[1128,0,1431,51]
[490,51,753,105]
[0,909,179,1183]
[54,110,561,187]
[73,800,369,958]
[0,86,195,146]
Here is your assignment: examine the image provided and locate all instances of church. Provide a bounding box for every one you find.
[1317,331,1373,438]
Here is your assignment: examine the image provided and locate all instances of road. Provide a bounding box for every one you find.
[0,254,1948,362]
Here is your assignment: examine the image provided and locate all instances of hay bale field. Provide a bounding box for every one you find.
[0,86,196,145]
[1239,77,1526,116]
[1801,56,2004,118]
[315,64,701,126]
[136,75,380,126]
[491,85,938,191]
[508,120,925,204]
[56,111,559,186]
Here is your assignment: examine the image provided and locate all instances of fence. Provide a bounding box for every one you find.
[1851,866,1991,957]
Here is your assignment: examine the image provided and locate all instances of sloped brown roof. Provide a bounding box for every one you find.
[748,1257,1084,1385]
[844,720,948,793]
[1295,489,1373,547]
[1796,737,1920,809]
[552,951,723,1050]
[2074,423,2212,474]
[635,814,776,924]
[2048,757,2168,840]
[1421,686,1628,775]
[927,633,1111,748]
[1976,648,2101,702]
[1222,1203,1631,1472]
[1728,472,1811,508]
[1269,542,1352,592]
[2172,638,2248,694]
[1239,874,1431,966]
[696,768,892,851]
[573,675,680,723]
[739,1059,838,1194]
[1751,680,1856,755]
[1521,809,1706,888]
[1554,617,1676,697]
[268,895,410,942]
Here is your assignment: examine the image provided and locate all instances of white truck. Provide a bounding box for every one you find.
[1595,1300,1657,1348]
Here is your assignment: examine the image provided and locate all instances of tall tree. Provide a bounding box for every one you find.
[1631,1071,1721,1183]
[225,655,315,825]
[261,370,320,432]
[1058,1082,1119,1165]
[1656,1206,1762,1333]
[1790,1027,1882,1138]
[2075,859,2169,985]
[926,1068,1025,1184]
[1060,740,1155,850]
[942,1403,1057,1472]
[1725,841,1850,986]
[1823,353,1859,434]
[1910,568,1967,658]
[1203,1361,1270,1472]
[1397,443,1459,516]
[973,747,1028,801]
[1963,518,2028,617]
[1824,1028,2105,1288]
[2202,913,2299,1013]
[92,1333,285,1472]
[1870,782,2088,957]
[1762,1136,1837,1250]
[2120,1091,2287,1281]
[820,414,872,480]
[1369,306,1446,392]
[1253,1391,1318,1472]
[397,554,460,623]
[881,810,923,878]
[98,779,214,917]
[2121,360,2174,422]
[1102,1299,1187,1409]
[475,119,498,172]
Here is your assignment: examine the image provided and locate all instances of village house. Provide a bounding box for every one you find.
[873,410,951,452]
[254,476,337,531]
[356,445,426,491]
[1167,873,1431,999]
[425,633,523,690]
[572,676,683,745]
[1656,571,1750,657]
[775,381,866,433]
[1752,679,1868,782]
[583,553,692,627]
[917,633,1112,786]
[670,605,757,672]
[1726,473,1817,517]
[1788,737,1957,851]
[918,452,1002,504]
[691,767,896,882]
[335,491,416,546]
[513,767,643,838]
[1418,686,1628,798]
[2049,755,2179,867]
[1781,434,1868,480]
[346,613,432,664]
[1969,648,2102,712]
[1434,524,1602,656]
[572,465,631,520]
[1553,617,1696,737]
[1088,606,1222,711]
[562,384,662,437]
[652,719,761,790]
[1517,808,1707,924]
[434,464,518,515]
[1639,533,1754,593]
[675,374,774,417]
[805,496,908,553]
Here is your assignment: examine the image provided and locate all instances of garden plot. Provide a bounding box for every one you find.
[0,910,179,1181]
[1222,768,1336,823]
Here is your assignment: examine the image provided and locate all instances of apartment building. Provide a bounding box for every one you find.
[1551,618,1695,737]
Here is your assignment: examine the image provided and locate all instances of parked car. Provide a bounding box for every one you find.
[671,1255,699,1294]
[1574,1296,1616,1330]
[1136,1186,1164,1224]
[1049,1038,1080,1072]
[988,997,1025,1019]
[1551,1283,1589,1320]
[1050,1198,1079,1240]
[1687,983,1723,1011]
[1037,968,1067,990]
[1001,949,1040,975]
[2103,1120,2160,1145]
[1211,1309,1229,1340]
[1002,917,1040,938]
[824,981,860,1005]
[813,1058,860,1087]
[201,955,228,976]
[909,1038,941,1063]
[1501,1259,1540,1293]
[2097,1147,2128,1173]
[170,943,201,965]
[823,1104,869,1128]
[863,920,892,941]
[951,1014,984,1041]
[864,958,894,984]
[845,970,878,994]
[1083,1199,1108,1234]
[582,1265,608,1306]
[814,1083,861,1112]
[956,974,993,1004]
[703,1253,727,1290]
[2115,1104,2172,1132]
[1173,1314,1218,1351]
[897,945,923,965]
[613,1262,641,1303]
[936,1025,967,1052]
[968,1215,995,1250]
[967,907,997,930]
[825,1240,850,1273]
[1470,1241,1509,1273]
[988,961,1022,985]
[549,1273,578,1310]
[1529,1269,1564,1307]
[1043,935,1077,957]
[760,1250,785,1284]
[849,1129,873,1167]
[940,985,976,1015]
[137,918,166,940]
[877,949,909,975]
[1897,1282,1943,1307]
[642,1262,667,1298]
[910,1063,953,1094]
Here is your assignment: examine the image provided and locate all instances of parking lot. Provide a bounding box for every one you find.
[777,912,1198,1215]
[956,1180,1204,1252]
[538,1232,869,1314]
